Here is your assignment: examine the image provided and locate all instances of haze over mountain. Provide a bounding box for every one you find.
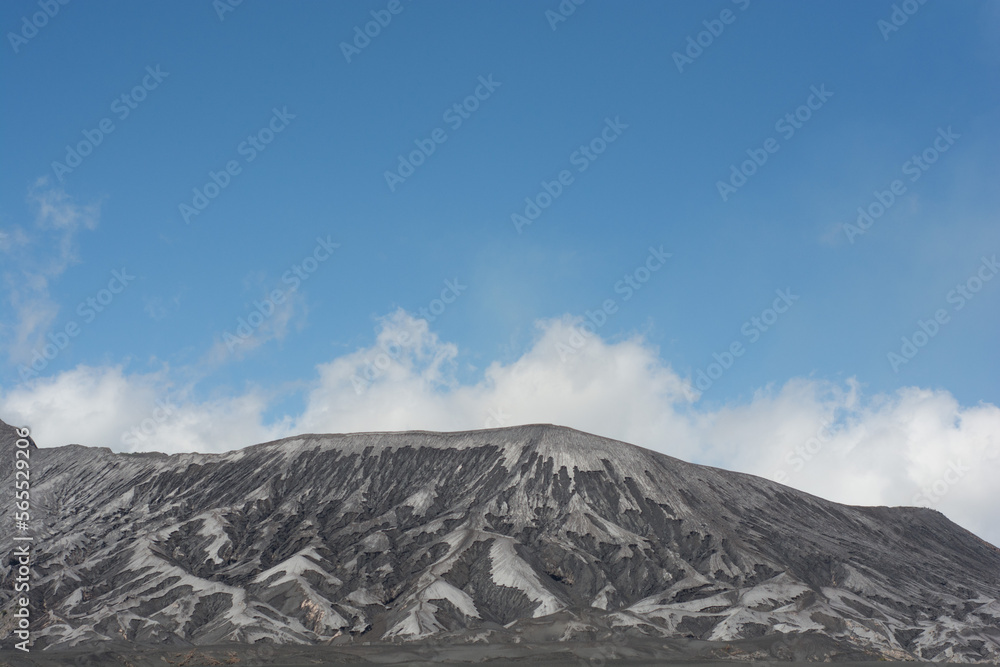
[2,418,998,662]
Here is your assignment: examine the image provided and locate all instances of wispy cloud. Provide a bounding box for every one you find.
[0,178,101,364]
[202,287,307,365]
[142,292,184,322]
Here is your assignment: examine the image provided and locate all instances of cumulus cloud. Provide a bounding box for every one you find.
[0,364,287,454]
[1,309,997,545]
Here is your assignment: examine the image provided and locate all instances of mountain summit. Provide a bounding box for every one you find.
[2,422,998,661]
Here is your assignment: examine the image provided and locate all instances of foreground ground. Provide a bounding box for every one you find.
[0,635,947,666]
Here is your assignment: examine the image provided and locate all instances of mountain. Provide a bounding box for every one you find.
[1,418,998,662]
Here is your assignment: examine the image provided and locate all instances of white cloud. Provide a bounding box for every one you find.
[0,364,287,454]
[1,310,997,545]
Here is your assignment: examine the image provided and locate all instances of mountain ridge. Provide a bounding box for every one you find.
[1,418,998,661]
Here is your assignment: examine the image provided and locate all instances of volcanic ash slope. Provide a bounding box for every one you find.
[0,420,998,661]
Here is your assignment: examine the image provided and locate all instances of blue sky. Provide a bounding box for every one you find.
[2,2,1000,540]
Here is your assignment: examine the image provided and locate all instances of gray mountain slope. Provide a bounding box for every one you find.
[0,418,998,661]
